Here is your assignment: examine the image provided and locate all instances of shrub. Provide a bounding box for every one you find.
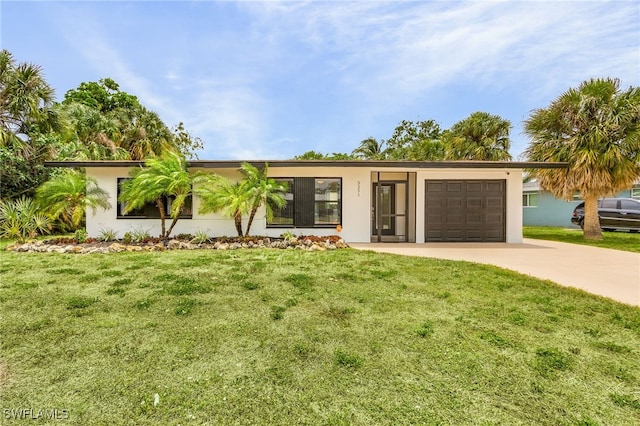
[190,231,210,244]
[97,228,118,242]
[74,228,88,244]
[0,197,51,242]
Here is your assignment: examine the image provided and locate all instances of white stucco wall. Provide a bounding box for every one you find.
[86,166,524,243]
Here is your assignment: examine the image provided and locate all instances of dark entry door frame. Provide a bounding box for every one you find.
[371,171,415,243]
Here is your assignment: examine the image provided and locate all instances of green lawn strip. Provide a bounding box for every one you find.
[524,226,640,253]
[0,249,638,425]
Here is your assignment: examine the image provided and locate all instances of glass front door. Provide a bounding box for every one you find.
[372,183,396,236]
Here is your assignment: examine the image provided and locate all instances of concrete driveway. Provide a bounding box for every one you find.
[349,239,640,306]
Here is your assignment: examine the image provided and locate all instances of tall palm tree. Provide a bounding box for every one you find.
[352,137,386,160]
[240,162,288,236]
[119,152,193,240]
[444,112,512,161]
[36,170,111,231]
[524,78,640,240]
[194,174,251,237]
[0,49,60,149]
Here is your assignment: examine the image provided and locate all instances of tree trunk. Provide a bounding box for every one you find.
[244,204,259,237]
[582,194,602,240]
[165,209,182,240]
[233,210,243,237]
[156,198,167,239]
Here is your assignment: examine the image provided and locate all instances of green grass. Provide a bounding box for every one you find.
[1,248,639,425]
[524,226,640,253]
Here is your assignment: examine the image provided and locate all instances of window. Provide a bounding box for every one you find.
[268,177,341,228]
[117,178,192,219]
[269,178,294,226]
[523,192,538,207]
[632,187,640,199]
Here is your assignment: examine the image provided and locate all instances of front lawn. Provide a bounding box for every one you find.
[524,226,640,253]
[1,249,639,425]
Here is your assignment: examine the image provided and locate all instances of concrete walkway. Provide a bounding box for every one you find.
[349,239,640,306]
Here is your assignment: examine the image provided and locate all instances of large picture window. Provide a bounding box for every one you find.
[116,178,193,219]
[268,177,341,228]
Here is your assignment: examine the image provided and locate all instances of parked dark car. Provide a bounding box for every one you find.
[571,198,640,232]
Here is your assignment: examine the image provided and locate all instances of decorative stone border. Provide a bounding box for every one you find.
[6,237,349,254]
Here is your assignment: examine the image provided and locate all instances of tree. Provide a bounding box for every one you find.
[118,152,194,240]
[444,112,512,161]
[385,119,444,160]
[292,150,355,160]
[524,78,640,240]
[194,174,251,237]
[352,137,386,159]
[0,49,62,199]
[61,78,202,160]
[36,170,111,231]
[240,163,288,236]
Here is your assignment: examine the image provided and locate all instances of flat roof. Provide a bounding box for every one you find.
[44,160,568,169]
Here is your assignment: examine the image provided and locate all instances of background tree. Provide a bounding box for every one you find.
[240,163,288,236]
[524,78,640,240]
[60,78,202,160]
[292,150,355,160]
[194,174,251,237]
[352,137,386,160]
[0,49,62,198]
[36,169,111,231]
[385,119,444,160]
[119,152,194,240]
[444,112,512,160]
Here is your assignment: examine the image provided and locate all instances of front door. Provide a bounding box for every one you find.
[372,183,396,236]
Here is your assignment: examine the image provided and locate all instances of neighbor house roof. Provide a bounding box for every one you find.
[44,160,568,169]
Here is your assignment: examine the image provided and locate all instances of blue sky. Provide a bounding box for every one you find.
[2,1,639,160]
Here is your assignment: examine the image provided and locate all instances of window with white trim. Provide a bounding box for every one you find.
[522,192,538,207]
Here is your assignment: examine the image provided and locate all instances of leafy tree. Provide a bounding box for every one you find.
[385,120,444,160]
[0,196,51,242]
[444,112,512,161]
[524,78,640,240]
[36,170,111,231]
[0,49,62,198]
[194,174,251,237]
[241,163,288,236]
[292,150,355,160]
[60,78,202,160]
[352,137,386,160]
[119,152,194,240]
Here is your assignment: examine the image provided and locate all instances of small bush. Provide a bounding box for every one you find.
[190,231,210,244]
[74,228,88,244]
[122,232,133,244]
[97,228,118,242]
[130,228,151,243]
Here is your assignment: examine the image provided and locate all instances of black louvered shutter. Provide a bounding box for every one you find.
[294,177,315,227]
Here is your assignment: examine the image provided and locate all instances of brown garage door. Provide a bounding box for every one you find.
[425,180,505,242]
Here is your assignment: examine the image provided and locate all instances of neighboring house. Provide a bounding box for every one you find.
[46,160,565,243]
[522,180,640,228]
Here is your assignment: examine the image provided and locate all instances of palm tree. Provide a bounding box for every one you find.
[194,174,251,237]
[119,152,193,240]
[352,137,386,159]
[444,112,512,161]
[240,162,288,236]
[0,49,60,149]
[524,78,640,240]
[36,170,111,231]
